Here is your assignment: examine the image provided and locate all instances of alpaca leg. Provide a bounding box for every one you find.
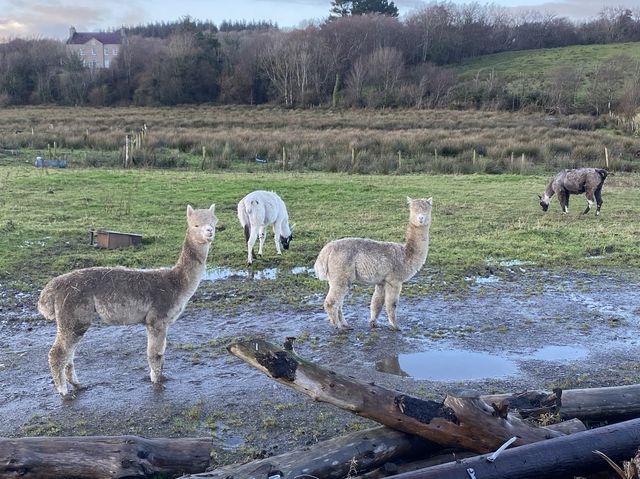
[369,284,385,328]
[558,191,568,213]
[146,322,168,384]
[384,283,403,331]
[48,333,71,397]
[247,228,259,264]
[583,191,594,215]
[273,223,282,255]
[49,329,86,398]
[595,187,603,215]
[258,225,267,257]
[64,336,88,391]
[324,281,351,331]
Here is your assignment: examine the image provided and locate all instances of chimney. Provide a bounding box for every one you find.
[69,26,76,40]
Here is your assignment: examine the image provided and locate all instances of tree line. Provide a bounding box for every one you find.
[1,3,640,115]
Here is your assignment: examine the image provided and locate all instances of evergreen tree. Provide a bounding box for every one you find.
[330,0,351,17]
[330,0,399,17]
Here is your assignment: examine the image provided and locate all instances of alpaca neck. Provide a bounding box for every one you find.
[544,181,555,199]
[403,223,430,268]
[172,233,210,292]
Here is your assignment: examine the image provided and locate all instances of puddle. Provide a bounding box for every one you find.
[377,345,590,381]
[465,275,501,285]
[376,349,518,381]
[202,266,313,282]
[529,345,588,361]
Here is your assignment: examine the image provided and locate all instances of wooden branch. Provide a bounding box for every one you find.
[181,426,440,479]
[0,436,212,479]
[483,384,640,421]
[383,417,640,479]
[228,338,561,454]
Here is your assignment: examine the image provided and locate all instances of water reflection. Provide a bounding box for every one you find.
[377,344,590,381]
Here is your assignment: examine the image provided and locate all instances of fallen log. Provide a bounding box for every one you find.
[483,384,640,422]
[0,435,212,479]
[228,338,562,454]
[181,426,440,479]
[384,417,640,479]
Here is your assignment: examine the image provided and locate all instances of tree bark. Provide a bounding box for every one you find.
[181,426,440,479]
[0,436,212,479]
[227,338,561,454]
[384,417,640,479]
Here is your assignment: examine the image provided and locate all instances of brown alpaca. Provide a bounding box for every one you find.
[314,197,432,331]
[38,205,217,398]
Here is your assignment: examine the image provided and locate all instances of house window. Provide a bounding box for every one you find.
[91,48,96,56]
[105,59,110,68]
[104,48,109,55]
[79,48,84,56]
[113,47,118,55]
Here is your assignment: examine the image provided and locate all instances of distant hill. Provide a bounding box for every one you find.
[454,42,640,82]
[452,42,640,112]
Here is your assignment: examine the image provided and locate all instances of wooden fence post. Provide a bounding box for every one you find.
[604,146,609,169]
[398,150,402,171]
[351,147,355,168]
[124,135,131,168]
[283,145,287,171]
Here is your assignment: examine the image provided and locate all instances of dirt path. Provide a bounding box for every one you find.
[1,268,639,467]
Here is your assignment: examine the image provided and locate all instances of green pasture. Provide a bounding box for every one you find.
[455,42,640,82]
[1,166,639,294]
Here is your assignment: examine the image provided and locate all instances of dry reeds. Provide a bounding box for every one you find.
[0,105,636,174]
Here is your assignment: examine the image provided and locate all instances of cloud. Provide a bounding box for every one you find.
[0,0,149,40]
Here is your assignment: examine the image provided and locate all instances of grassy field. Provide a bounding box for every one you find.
[1,106,638,175]
[455,42,640,82]
[1,165,639,294]
[454,42,640,109]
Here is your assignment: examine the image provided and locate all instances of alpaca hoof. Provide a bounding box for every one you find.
[369,322,379,329]
[389,325,400,332]
[59,390,76,400]
[337,324,353,332]
[71,382,88,391]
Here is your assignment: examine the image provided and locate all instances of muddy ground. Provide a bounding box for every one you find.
[1,266,640,469]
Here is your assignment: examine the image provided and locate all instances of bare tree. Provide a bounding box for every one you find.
[544,64,582,114]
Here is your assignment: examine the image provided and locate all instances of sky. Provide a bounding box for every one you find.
[0,0,635,41]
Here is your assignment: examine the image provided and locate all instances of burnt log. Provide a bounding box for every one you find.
[483,384,640,422]
[228,338,562,454]
[383,417,640,479]
[0,435,212,479]
[180,426,441,479]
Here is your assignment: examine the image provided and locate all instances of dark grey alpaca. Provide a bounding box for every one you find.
[539,168,608,215]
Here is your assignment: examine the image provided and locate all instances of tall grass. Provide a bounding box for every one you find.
[1,106,638,175]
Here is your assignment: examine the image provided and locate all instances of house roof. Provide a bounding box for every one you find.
[67,31,122,45]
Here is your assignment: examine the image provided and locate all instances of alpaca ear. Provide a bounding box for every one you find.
[290,223,296,231]
[406,196,413,204]
[209,204,216,214]
[187,204,194,217]
[426,197,433,204]
[537,194,542,200]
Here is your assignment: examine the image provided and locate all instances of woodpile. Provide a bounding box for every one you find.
[4,336,640,479]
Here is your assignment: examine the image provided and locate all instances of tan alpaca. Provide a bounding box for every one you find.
[314,197,432,331]
[37,205,217,398]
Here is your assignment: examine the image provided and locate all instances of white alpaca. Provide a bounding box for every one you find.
[37,205,217,398]
[314,197,432,331]
[237,190,293,265]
